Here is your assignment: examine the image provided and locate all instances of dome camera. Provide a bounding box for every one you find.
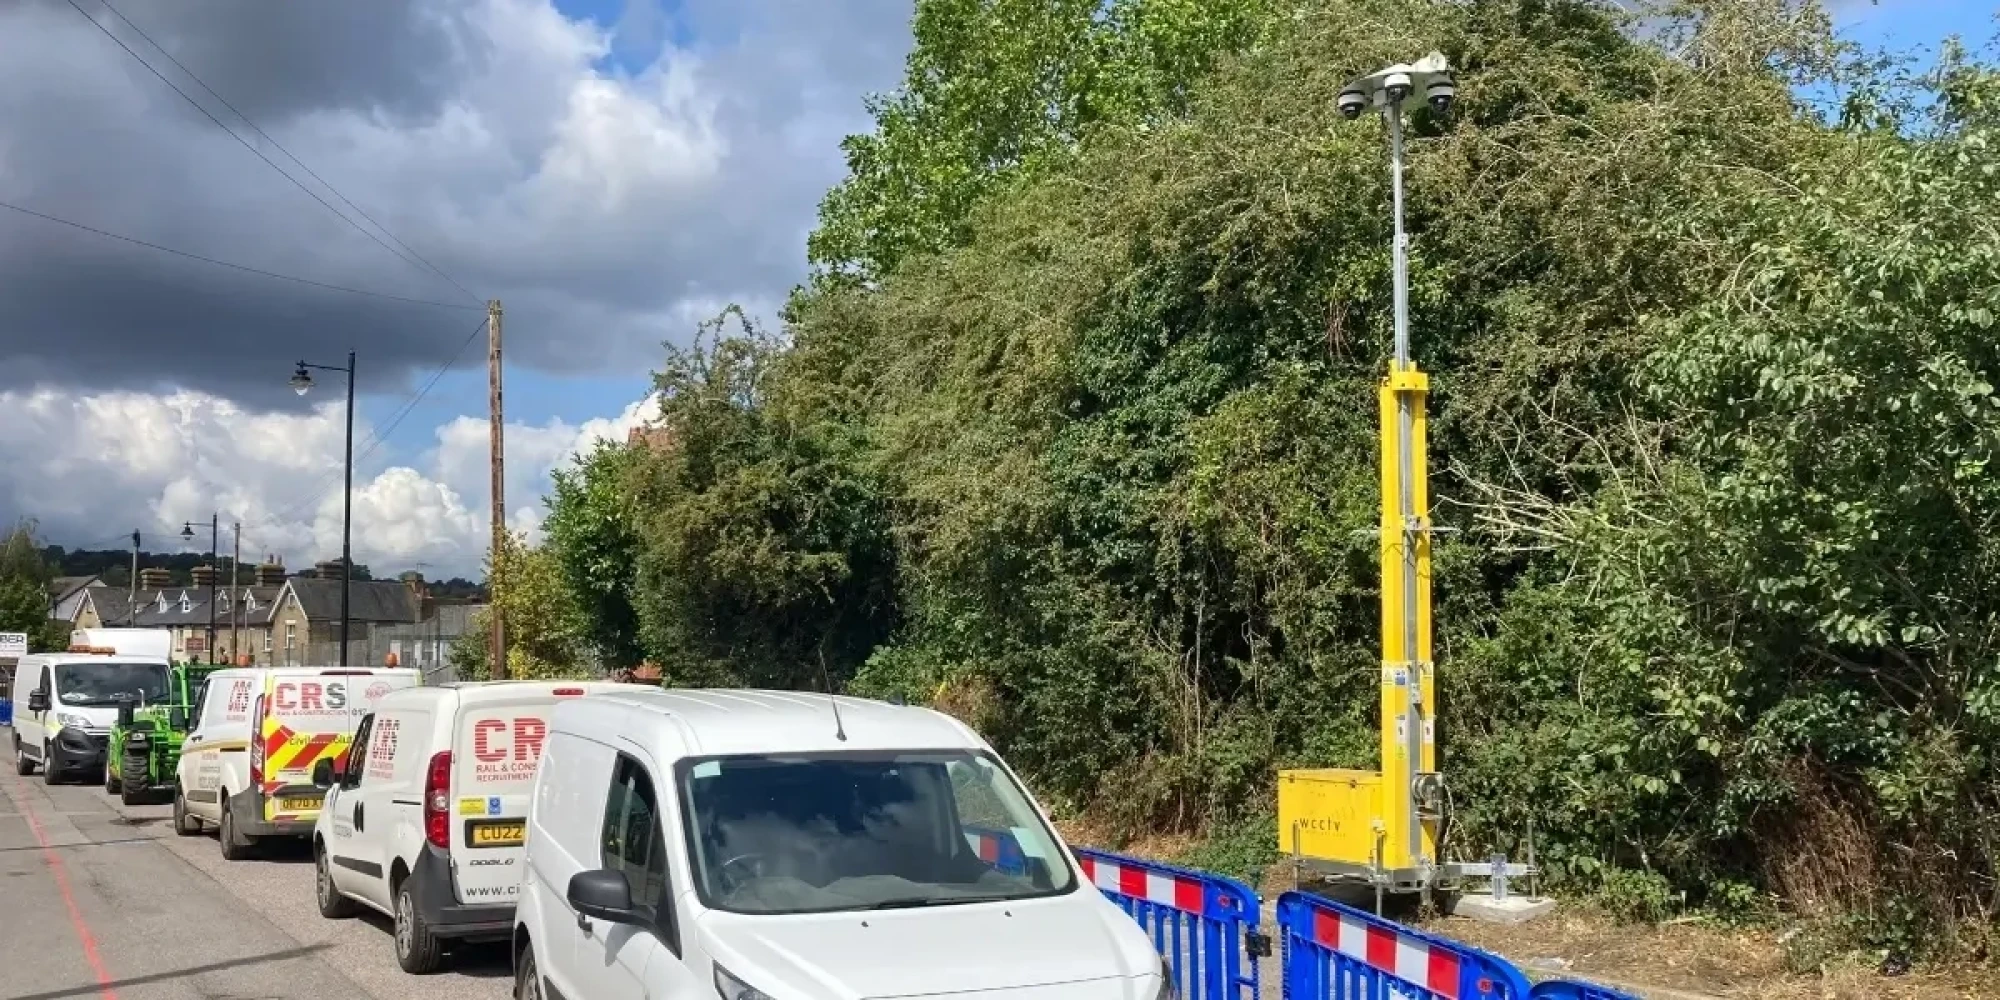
[1426,78,1455,114]
[1382,71,1413,102]
[1336,86,1367,119]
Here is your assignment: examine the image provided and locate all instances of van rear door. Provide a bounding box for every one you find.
[448,684,597,905]
[259,669,419,823]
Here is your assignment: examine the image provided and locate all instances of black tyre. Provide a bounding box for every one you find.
[316,843,357,918]
[514,940,541,1000]
[41,744,62,785]
[105,761,121,794]
[172,786,201,836]
[394,882,444,974]
[13,737,33,776]
[218,794,256,861]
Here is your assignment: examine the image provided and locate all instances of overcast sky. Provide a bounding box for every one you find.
[0,0,1971,579]
[0,0,910,577]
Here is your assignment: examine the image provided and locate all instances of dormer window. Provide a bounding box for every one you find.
[243,591,259,612]
[179,596,191,613]
[219,593,231,613]
[156,593,168,613]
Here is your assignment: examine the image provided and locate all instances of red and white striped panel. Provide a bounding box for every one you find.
[1076,855,1205,914]
[1310,908,1462,999]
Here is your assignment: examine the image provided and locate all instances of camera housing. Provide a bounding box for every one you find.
[1382,71,1413,102]
[1336,87,1366,119]
[1426,78,1455,114]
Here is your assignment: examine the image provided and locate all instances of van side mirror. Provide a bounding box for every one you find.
[311,758,337,789]
[567,870,644,926]
[27,691,49,713]
[169,708,189,731]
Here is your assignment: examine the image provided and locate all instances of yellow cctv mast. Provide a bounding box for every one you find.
[1275,53,1538,915]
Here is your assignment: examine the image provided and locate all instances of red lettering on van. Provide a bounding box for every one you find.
[274,683,296,711]
[513,718,546,762]
[472,719,509,762]
[299,683,324,711]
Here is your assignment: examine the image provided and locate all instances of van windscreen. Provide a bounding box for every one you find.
[676,750,1076,915]
[55,661,170,707]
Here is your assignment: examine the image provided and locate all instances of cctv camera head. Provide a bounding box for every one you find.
[1336,87,1366,119]
[1425,78,1455,114]
[1382,71,1413,103]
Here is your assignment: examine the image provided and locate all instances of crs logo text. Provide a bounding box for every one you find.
[471,718,548,777]
[272,681,347,713]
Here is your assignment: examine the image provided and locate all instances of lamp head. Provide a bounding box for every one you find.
[289,364,313,396]
[180,523,195,542]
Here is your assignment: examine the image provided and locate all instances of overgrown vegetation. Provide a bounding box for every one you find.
[512,0,2000,961]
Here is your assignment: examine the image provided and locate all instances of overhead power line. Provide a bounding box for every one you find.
[0,198,480,311]
[90,0,484,306]
[64,0,483,306]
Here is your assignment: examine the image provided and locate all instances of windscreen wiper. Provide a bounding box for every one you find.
[863,896,952,910]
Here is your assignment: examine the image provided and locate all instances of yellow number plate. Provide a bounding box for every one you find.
[279,797,321,812]
[468,821,525,847]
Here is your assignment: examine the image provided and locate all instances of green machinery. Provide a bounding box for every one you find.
[105,662,219,806]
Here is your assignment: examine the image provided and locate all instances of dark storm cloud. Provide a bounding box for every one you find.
[0,0,912,406]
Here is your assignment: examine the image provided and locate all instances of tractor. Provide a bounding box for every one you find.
[105,662,219,806]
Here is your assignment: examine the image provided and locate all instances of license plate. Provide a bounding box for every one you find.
[467,820,525,847]
[278,797,321,812]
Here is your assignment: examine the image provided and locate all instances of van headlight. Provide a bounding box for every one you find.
[714,965,775,1000]
[56,712,91,730]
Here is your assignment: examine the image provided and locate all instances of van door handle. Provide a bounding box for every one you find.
[355,804,365,831]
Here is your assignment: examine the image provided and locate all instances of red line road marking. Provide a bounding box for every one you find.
[5,774,120,1000]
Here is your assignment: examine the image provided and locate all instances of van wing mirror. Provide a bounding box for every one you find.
[168,708,189,731]
[567,870,644,926]
[26,691,49,713]
[311,758,337,789]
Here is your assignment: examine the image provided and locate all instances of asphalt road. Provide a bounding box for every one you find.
[0,727,513,1000]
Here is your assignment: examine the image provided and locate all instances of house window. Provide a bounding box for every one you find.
[179,597,191,613]
[219,593,230,613]
[264,634,272,653]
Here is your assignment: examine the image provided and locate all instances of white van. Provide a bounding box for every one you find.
[11,651,172,783]
[309,680,620,973]
[173,666,420,860]
[513,689,1165,1000]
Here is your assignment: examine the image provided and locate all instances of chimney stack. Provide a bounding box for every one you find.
[314,559,345,581]
[255,558,285,588]
[138,567,173,590]
[191,564,218,588]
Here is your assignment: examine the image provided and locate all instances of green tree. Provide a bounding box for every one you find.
[808,0,1275,282]
[0,523,73,652]
[542,439,647,669]
[448,533,594,681]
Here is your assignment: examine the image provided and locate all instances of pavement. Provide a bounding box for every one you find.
[0,727,512,1000]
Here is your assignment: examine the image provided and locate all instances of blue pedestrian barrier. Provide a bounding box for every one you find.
[962,825,1031,876]
[1077,849,1269,1000]
[0,697,10,726]
[1528,980,1640,1000]
[1276,890,1533,1000]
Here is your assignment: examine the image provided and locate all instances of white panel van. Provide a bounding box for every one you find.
[310,680,621,973]
[174,666,420,859]
[11,651,172,783]
[513,689,1165,1000]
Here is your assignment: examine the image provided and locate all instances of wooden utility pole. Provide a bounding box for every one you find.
[487,299,507,680]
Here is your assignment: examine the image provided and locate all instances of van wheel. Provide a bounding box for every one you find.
[172,786,202,835]
[514,941,541,1000]
[218,795,256,861]
[13,738,33,776]
[395,882,444,974]
[41,745,62,785]
[316,844,357,918]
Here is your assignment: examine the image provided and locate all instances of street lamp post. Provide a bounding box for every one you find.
[180,516,218,663]
[291,352,356,668]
